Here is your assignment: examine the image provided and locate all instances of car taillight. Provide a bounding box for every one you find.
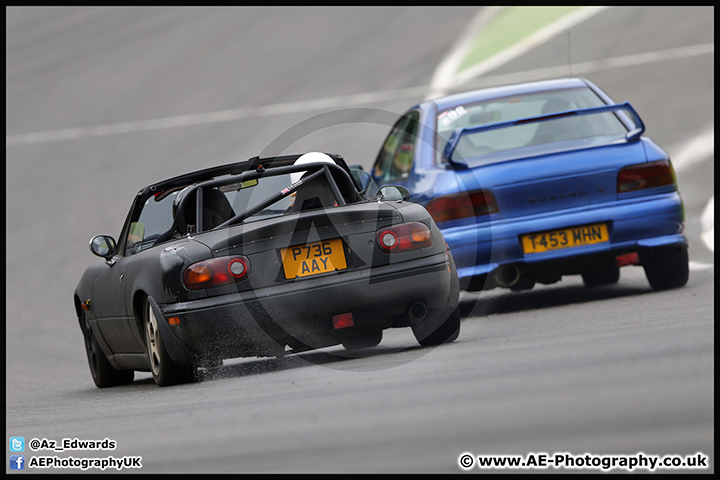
[425,190,498,223]
[376,222,433,252]
[183,256,250,290]
[617,160,676,193]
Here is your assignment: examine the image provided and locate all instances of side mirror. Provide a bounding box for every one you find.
[377,185,410,202]
[89,235,117,259]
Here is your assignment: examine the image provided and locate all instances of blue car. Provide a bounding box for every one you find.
[370,77,688,292]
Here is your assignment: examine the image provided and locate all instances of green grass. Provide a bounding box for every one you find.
[459,6,580,72]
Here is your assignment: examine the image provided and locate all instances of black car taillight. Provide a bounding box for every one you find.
[425,190,498,223]
[183,256,250,290]
[376,222,433,252]
[617,160,676,193]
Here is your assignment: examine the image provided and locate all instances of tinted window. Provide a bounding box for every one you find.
[436,87,628,164]
[126,191,178,255]
[373,110,419,184]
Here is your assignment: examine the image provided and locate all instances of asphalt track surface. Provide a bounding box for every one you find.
[5,6,714,474]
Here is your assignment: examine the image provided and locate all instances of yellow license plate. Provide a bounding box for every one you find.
[521,223,609,254]
[281,238,347,279]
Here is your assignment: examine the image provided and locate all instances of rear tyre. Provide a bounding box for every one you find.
[144,298,195,387]
[342,331,383,350]
[582,260,620,287]
[413,248,462,346]
[412,306,461,346]
[81,311,134,388]
[510,275,536,291]
[642,246,689,291]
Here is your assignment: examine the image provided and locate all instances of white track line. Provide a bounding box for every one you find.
[450,7,608,92]
[670,129,715,259]
[444,43,714,94]
[425,6,504,101]
[672,128,715,173]
[699,197,714,255]
[5,43,713,148]
[5,86,428,147]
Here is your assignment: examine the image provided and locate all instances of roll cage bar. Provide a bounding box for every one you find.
[177,161,358,234]
[113,154,363,256]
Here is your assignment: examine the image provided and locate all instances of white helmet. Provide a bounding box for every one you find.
[290,152,336,185]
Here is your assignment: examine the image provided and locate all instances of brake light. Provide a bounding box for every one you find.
[376,222,433,252]
[425,190,498,223]
[183,255,250,290]
[616,252,639,267]
[332,312,355,330]
[617,160,676,193]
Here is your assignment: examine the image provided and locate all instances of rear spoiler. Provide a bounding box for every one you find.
[442,102,645,168]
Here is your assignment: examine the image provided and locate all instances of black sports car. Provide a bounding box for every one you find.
[75,152,460,387]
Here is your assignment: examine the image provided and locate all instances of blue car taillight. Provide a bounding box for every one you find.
[376,222,433,252]
[183,256,250,290]
[425,189,498,223]
[617,160,676,193]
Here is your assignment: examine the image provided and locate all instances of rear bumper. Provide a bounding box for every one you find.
[442,191,687,280]
[158,252,455,364]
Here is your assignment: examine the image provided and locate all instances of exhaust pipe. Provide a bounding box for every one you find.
[407,302,428,324]
[494,264,521,287]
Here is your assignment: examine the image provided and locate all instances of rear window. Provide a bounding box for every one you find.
[436,87,629,165]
